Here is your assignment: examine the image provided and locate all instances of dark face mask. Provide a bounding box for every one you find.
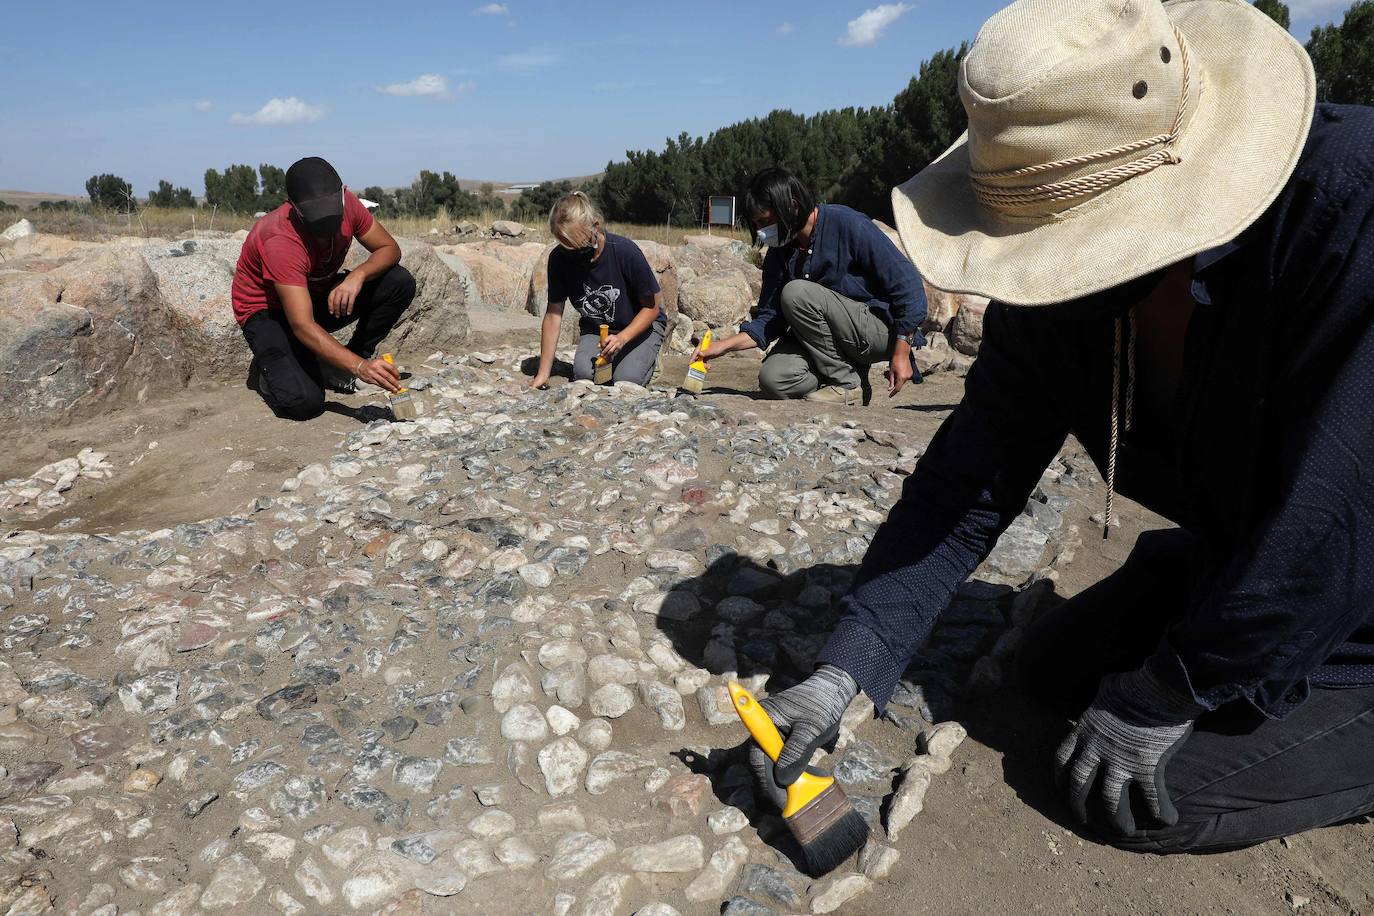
[305,214,343,239]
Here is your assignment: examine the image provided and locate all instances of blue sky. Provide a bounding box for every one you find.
[0,0,1355,195]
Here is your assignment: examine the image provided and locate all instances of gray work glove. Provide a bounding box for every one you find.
[1054,667,1204,836]
[748,665,860,811]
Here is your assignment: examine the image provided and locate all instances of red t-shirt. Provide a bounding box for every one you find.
[231,190,375,326]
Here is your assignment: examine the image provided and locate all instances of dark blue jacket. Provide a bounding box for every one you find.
[740,204,928,349]
[820,104,1374,717]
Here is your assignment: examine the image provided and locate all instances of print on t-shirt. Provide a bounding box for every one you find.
[576,284,622,324]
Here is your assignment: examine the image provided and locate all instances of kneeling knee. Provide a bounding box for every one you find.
[270,392,325,421]
[758,364,804,400]
[778,280,815,318]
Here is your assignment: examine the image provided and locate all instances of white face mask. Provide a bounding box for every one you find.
[756,224,788,248]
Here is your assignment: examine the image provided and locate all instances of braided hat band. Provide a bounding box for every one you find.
[971,26,1193,214]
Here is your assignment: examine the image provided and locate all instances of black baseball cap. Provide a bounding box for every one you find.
[285,157,344,223]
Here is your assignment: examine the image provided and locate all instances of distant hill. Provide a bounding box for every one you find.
[1,173,604,211]
[0,190,87,211]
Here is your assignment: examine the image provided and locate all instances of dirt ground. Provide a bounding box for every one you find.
[4,312,1371,916]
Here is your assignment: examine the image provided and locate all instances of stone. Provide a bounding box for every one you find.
[833,740,899,785]
[589,684,634,718]
[492,220,526,237]
[678,270,754,327]
[491,662,536,713]
[722,897,775,916]
[269,775,325,820]
[653,774,711,817]
[809,874,873,913]
[294,856,335,906]
[546,705,581,736]
[546,831,616,881]
[0,218,35,241]
[739,864,803,908]
[708,807,750,834]
[0,251,194,424]
[322,826,373,870]
[684,836,748,901]
[538,737,589,797]
[342,854,415,910]
[585,751,656,795]
[200,853,266,910]
[634,906,683,916]
[445,737,496,767]
[415,870,467,897]
[501,703,549,741]
[622,834,705,873]
[949,298,988,356]
[885,759,932,840]
[580,873,631,916]
[859,840,901,880]
[494,836,537,868]
[346,238,473,354]
[588,654,638,685]
[245,832,297,863]
[577,718,614,752]
[468,808,516,838]
[920,721,968,761]
[119,670,180,714]
[638,680,686,730]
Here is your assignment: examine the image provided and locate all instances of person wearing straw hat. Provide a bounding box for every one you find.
[749,0,1374,853]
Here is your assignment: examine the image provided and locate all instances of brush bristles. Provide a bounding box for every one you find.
[787,781,870,876]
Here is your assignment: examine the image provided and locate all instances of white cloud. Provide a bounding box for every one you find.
[777,21,795,35]
[230,97,326,127]
[378,73,469,100]
[192,100,213,111]
[474,3,508,13]
[498,50,561,71]
[839,3,911,47]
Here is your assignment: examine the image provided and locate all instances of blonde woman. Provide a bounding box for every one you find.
[529,192,664,388]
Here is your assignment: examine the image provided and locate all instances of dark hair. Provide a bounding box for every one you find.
[742,167,815,244]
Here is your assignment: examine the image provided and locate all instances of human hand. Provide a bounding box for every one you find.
[747,665,860,811]
[328,273,365,318]
[529,373,550,390]
[1054,668,1201,835]
[600,332,629,360]
[354,356,402,394]
[691,340,730,363]
[886,340,914,397]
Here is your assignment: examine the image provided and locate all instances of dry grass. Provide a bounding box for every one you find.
[21,206,754,249]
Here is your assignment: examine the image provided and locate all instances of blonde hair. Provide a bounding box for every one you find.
[549,191,602,246]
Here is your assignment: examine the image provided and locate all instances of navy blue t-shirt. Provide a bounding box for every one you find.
[547,232,664,334]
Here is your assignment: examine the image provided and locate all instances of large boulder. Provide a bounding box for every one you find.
[0,251,190,423]
[139,239,244,378]
[349,238,473,355]
[446,241,545,311]
[0,219,35,242]
[492,220,527,238]
[677,270,754,328]
[949,299,988,357]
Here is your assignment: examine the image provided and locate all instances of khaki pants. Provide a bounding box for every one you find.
[758,280,893,399]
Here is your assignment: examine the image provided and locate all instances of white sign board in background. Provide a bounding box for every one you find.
[708,196,735,227]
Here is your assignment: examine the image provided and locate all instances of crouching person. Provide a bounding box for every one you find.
[529,192,665,389]
[233,156,414,420]
[693,167,927,406]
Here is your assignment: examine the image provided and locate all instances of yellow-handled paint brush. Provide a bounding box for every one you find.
[593,324,613,385]
[728,681,869,876]
[381,354,417,421]
[682,327,712,395]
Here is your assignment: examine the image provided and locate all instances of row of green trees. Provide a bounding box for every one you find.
[594,0,1374,225]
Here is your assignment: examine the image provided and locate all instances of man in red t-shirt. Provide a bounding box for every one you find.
[233,156,414,419]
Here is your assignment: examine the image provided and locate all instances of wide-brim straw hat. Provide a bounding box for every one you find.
[892,0,1316,307]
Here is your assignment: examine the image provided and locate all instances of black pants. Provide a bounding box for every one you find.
[241,266,415,420]
[1017,529,1374,853]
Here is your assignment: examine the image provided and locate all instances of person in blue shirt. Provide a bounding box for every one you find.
[529,192,664,389]
[693,167,928,406]
[750,0,1374,855]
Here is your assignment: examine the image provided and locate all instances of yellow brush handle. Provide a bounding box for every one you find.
[728,681,784,761]
[599,324,609,345]
[727,682,834,818]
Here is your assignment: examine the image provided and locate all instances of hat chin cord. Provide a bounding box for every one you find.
[970,25,1193,214]
[1104,310,1137,539]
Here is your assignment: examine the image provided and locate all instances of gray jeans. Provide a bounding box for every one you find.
[573,324,664,386]
[758,280,893,399]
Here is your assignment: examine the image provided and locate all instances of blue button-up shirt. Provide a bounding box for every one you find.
[740,204,928,349]
[820,104,1374,718]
